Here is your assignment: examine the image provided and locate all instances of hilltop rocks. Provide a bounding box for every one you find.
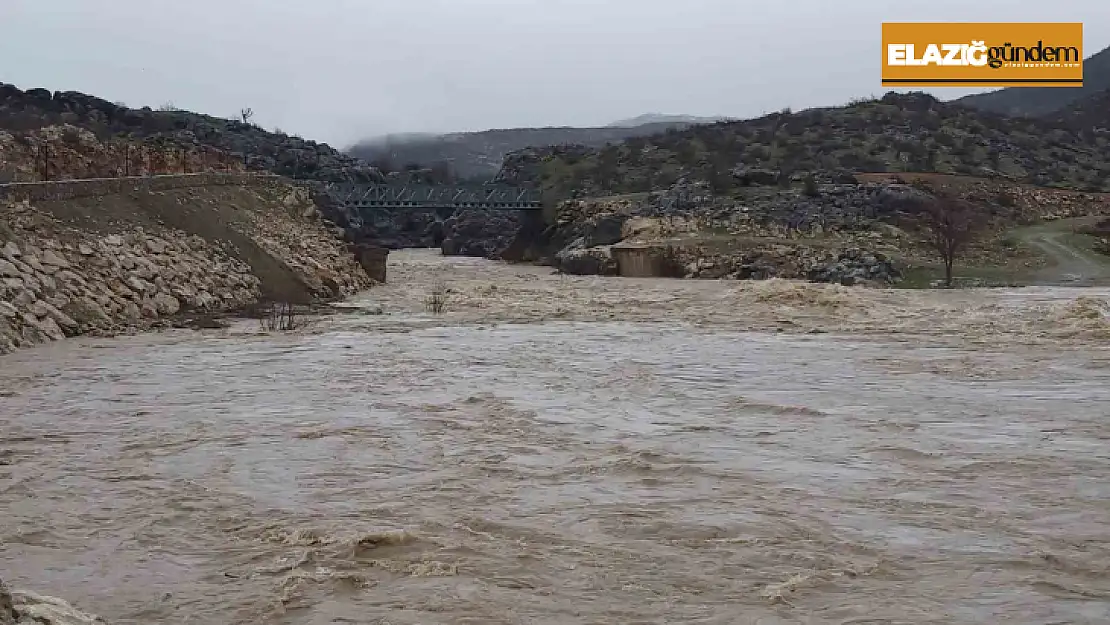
[637,178,928,232]
[0,84,382,184]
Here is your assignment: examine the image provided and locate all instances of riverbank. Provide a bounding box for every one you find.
[512,174,1110,287]
[0,176,375,355]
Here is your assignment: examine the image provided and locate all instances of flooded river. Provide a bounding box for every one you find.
[3,250,1110,624]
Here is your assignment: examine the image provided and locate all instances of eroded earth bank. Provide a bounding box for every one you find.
[2,250,1110,624]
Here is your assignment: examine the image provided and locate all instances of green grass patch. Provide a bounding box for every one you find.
[896,264,1031,289]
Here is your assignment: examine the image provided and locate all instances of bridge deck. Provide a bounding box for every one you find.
[325,183,542,210]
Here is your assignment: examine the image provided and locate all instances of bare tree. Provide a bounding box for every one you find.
[913,183,985,287]
[240,107,254,124]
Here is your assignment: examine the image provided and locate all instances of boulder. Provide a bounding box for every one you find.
[553,246,618,276]
[40,250,70,268]
[0,579,15,625]
[0,579,108,624]
[807,249,901,285]
[152,292,181,316]
[34,316,66,341]
[31,300,78,331]
[62,297,110,328]
[581,213,628,248]
[731,167,781,186]
[0,259,18,278]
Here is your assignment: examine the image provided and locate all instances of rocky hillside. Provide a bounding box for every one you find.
[955,45,1110,117]
[1053,88,1110,132]
[510,172,1110,285]
[0,83,382,183]
[0,175,375,355]
[504,92,1110,198]
[0,86,530,260]
[347,120,713,180]
[0,124,246,182]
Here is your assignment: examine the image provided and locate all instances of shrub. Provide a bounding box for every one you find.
[258,301,304,331]
[802,175,820,197]
[425,278,448,314]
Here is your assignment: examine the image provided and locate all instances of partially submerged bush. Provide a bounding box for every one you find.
[425,279,448,314]
[257,301,304,331]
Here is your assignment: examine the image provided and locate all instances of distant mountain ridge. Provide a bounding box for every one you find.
[607,113,733,127]
[954,45,1110,117]
[347,115,726,180]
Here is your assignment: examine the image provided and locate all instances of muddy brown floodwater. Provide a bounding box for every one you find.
[3,249,1110,624]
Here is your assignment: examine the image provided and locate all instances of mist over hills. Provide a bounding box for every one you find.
[347,43,1110,184]
[346,116,726,180]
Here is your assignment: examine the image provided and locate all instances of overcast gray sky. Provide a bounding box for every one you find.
[1,0,1106,147]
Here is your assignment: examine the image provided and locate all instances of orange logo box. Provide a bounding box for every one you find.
[881,22,1083,87]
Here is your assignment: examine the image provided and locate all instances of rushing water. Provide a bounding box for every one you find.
[2,250,1110,624]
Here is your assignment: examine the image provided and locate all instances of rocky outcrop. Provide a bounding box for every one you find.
[553,246,619,276]
[805,249,901,285]
[440,209,523,259]
[0,126,246,184]
[0,579,105,625]
[498,144,594,188]
[0,178,375,355]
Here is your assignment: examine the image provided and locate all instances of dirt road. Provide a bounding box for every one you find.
[1010,217,1110,286]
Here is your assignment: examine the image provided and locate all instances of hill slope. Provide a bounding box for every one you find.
[347,120,714,180]
[954,45,1110,117]
[505,92,1110,197]
[0,83,382,183]
[1053,87,1110,131]
[607,113,732,127]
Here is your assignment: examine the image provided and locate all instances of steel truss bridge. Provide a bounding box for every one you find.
[323,183,542,211]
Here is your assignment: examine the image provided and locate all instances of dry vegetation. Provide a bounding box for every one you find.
[257,301,306,332]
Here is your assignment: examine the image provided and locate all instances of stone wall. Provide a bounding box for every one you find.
[1,178,375,355]
[354,245,390,283]
[612,244,665,278]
